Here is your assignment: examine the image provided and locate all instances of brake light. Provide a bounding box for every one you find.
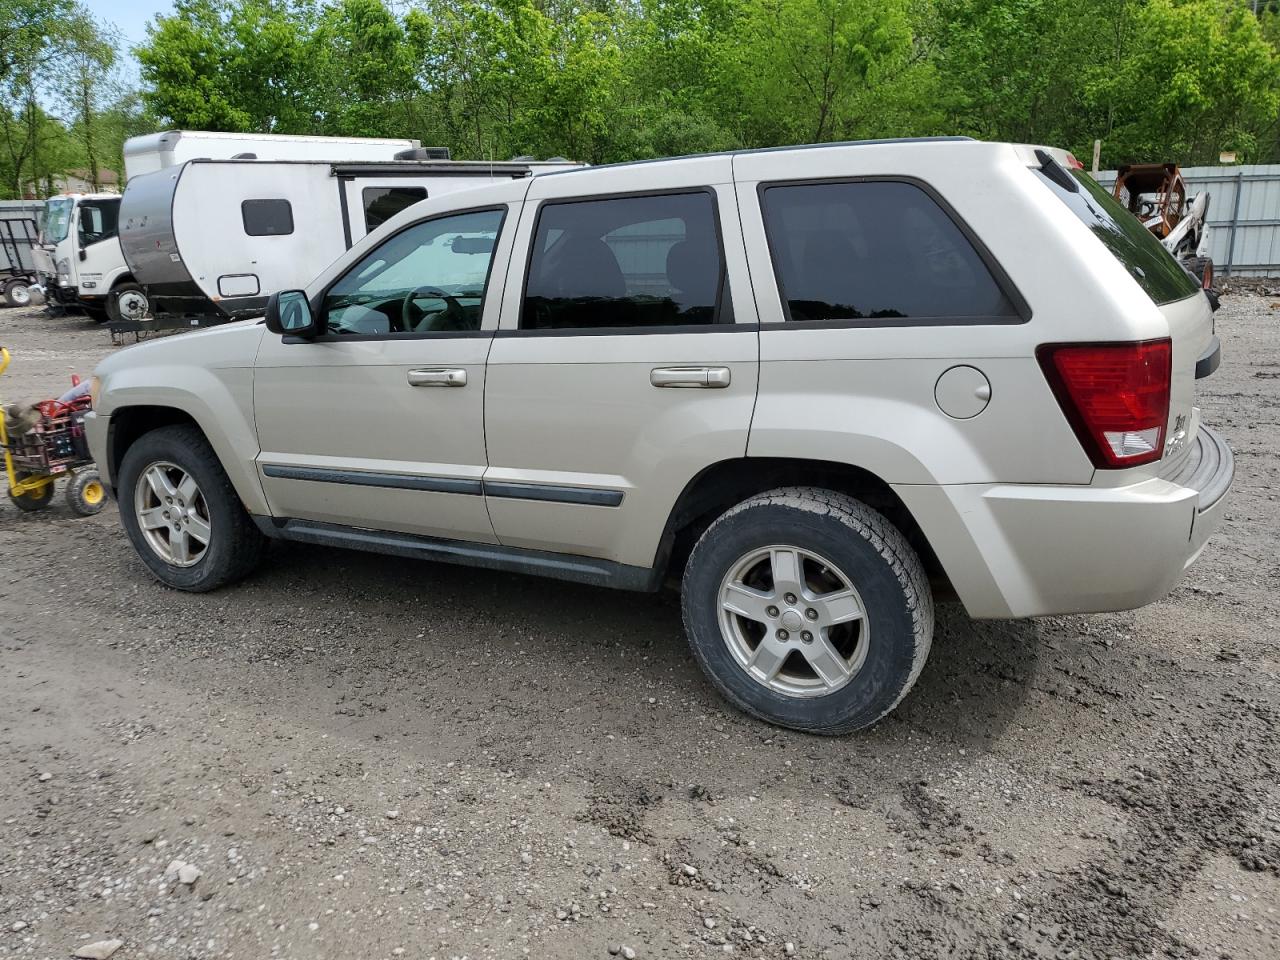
[1037,339,1172,468]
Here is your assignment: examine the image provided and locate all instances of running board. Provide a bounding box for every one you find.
[252,516,662,592]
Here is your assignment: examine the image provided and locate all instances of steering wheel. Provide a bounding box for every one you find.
[402,286,464,332]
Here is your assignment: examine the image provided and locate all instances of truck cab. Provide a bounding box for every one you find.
[33,193,129,321]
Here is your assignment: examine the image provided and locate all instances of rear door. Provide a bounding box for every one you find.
[482,158,760,570]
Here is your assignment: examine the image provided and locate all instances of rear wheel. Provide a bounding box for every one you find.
[4,278,31,307]
[66,469,107,516]
[681,487,933,735]
[105,283,149,324]
[117,425,266,590]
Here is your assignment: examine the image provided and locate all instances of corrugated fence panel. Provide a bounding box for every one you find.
[1094,165,1280,276]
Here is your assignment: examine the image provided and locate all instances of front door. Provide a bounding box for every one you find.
[254,204,516,542]
[483,160,760,571]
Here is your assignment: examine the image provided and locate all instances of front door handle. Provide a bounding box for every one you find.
[650,366,731,389]
[407,367,467,387]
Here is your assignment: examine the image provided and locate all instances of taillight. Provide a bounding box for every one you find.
[1037,339,1172,468]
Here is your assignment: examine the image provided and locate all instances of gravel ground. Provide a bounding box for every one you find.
[0,300,1277,960]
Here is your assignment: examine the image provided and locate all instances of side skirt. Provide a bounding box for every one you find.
[251,516,663,592]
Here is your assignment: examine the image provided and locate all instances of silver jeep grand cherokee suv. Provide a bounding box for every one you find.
[87,139,1231,734]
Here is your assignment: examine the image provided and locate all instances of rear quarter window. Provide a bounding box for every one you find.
[1036,169,1199,306]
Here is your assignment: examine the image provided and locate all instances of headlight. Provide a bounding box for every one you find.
[56,257,70,278]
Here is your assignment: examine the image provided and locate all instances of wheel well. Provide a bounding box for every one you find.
[110,274,137,290]
[106,406,199,489]
[658,458,953,598]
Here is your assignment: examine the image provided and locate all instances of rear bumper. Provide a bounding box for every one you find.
[896,425,1233,618]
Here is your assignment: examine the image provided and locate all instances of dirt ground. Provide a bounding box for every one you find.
[0,300,1277,960]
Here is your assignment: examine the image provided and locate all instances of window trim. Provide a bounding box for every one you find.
[241,198,295,238]
[361,184,429,235]
[308,203,510,342]
[756,175,1031,328]
[516,186,735,336]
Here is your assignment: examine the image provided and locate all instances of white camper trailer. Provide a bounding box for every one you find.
[118,157,575,326]
[117,151,579,327]
[32,130,425,322]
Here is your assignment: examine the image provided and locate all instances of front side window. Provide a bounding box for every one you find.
[522,191,724,331]
[363,186,427,233]
[322,208,504,336]
[760,180,1019,323]
[242,198,294,237]
[78,200,119,246]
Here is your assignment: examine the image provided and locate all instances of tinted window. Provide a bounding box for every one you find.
[242,199,294,237]
[363,186,427,233]
[523,192,723,330]
[760,180,1018,323]
[322,208,504,336]
[1037,169,1199,306]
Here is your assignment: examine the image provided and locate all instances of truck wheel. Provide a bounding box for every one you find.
[117,424,266,591]
[4,279,31,307]
[105,283,149,324]
[8,474,54,512]
[66,469,108,516]
[681,487,934,735]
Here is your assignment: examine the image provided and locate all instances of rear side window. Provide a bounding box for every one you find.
[522,191,724,331]
[1036,169,1199,305]
[760,180,1019,323]
[242,199,294,237]
[363,186,427,233]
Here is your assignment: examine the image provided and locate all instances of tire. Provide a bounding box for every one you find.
[117,424,266,591]
[8,474,54,512]
[105,283,148,324]
[681,487,933,735]
[66,469,107,516]
[4,279,31,307]
[83,305,109,324]
[1182,255,1213,289]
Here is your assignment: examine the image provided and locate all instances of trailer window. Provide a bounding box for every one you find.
[363,187,427,233]
[242,199,294,237]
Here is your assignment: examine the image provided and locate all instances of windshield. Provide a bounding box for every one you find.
[41,197,74,244]
[1036,168,1199,306]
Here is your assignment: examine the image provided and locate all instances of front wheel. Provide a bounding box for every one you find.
[4,279,32,308]
[66,469,107,516]
[681,487,934,735]
[117,424,266,591]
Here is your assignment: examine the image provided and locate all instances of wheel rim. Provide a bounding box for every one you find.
[133,461,211,567]
[82,480,104,505]
[717,544,870,698]
[117,290,148,320]
[10,284,30,305]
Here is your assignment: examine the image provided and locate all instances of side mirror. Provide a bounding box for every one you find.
[264,289,318,338]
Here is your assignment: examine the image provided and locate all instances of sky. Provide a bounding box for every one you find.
[84,0,174,77]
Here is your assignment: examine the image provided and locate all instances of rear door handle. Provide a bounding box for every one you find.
[407,367,467,387]
[650,366,731,389]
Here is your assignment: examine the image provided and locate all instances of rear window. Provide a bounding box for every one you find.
[1036,168,1199,305]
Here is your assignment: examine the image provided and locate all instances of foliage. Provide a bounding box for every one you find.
[11,0,1280,200]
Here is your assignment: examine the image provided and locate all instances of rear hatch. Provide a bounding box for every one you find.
[1027,147,1214,467]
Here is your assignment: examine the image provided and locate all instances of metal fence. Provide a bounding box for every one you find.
[1094,164,1280,277]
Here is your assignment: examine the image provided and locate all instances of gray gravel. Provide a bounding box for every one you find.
[0,300,1278,959]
